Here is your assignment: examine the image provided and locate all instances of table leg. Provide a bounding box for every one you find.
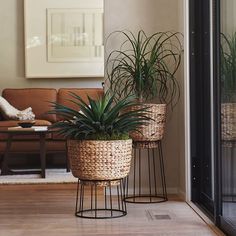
[0,154,3,169]
[40,134,46,178]
[1,134,12,175]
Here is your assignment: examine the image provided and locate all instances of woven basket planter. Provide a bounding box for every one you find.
[129,103,167,141]
[221,103,236,141]
[67,139,133,181]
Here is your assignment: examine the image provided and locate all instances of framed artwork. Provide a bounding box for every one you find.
[24,0,104,78]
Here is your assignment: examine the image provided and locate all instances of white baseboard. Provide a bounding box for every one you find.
[126,187,179,194]
[107,186,186,200]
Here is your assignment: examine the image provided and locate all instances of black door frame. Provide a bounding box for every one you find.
[189,0,214,216]
[212,0,221,226]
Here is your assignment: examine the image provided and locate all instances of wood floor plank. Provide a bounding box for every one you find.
[0,184,219,236]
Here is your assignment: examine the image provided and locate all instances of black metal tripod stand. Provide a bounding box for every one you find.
[75,178,127,219]
[124,141,168,203]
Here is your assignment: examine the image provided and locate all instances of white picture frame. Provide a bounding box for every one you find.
[24,0,104,78]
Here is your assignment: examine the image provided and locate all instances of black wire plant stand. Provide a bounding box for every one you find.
[75,178,127,219]
[124,141,168,203]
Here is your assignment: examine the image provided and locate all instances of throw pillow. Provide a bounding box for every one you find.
[0,96,35,120]
[17,107,35,120]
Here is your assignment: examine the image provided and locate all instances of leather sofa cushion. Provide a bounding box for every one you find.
[0,140,65,153]
[57,88,104,118]
[2,89,57,123]
[52,132,67,140]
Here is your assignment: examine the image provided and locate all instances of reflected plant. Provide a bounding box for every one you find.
[221,32,236,102]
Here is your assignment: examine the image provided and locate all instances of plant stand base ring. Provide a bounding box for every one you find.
[124,195,167,204]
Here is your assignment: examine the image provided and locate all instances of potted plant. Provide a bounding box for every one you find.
[221,32,236,140]
[106,30,182,141]
[49,92,149,181]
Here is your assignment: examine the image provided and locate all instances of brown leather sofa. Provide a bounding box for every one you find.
[0,88,103,154]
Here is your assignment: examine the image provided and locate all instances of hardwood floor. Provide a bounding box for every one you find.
[0,184,220,236]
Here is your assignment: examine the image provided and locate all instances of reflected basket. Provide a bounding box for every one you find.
[221,103,236,141]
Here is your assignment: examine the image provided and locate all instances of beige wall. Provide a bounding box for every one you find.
[0,0,185,195]
[0,0,103,91]
[177,0,186,196]
[221,0,236,34]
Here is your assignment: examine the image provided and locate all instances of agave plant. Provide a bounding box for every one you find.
[106,30,182,107]
[221,32,236,102]
[49,92,149,140]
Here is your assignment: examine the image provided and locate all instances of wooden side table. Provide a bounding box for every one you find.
[0,127,53,178]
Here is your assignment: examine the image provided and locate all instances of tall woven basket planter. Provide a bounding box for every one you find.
[67,139,133,181]
[221,103,236,141]
[130,104,167,141]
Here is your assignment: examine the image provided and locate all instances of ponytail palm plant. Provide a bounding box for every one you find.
[49,92,149,140]
[106,30,182,107]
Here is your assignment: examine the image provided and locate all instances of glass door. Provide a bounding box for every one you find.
[190,0,236,234]
[217,0,236,234]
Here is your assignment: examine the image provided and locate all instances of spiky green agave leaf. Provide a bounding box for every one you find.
[49,92,150,140]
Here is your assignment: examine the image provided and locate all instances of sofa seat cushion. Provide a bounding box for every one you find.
[52,132,66,140]
[0,140,66,153]
[0,120,52,140]
[2,88,57,123]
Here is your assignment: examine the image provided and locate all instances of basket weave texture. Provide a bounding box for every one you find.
[129,103,167,141]
[221,103,236,141]
[67,139,132,180]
